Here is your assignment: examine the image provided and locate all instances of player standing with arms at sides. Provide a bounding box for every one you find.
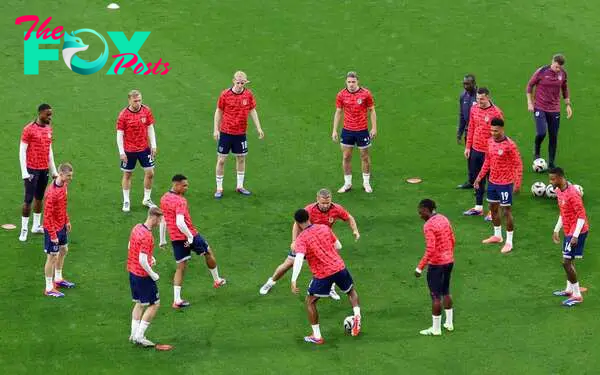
[42,163,74,297]
[18,103,58,242]
[290,209,362,345]
[549,167,589,307]
[463,87,504,220]
[456,74,478,189]
[213,71,265,199]
[127,207,163,347]
[332,72,377,194]
[259,188,360,298]
[159,174,226,309]
[526,54,572,169]
[116,90,158,212]
[474,118,523,254]
[414,199,455,336]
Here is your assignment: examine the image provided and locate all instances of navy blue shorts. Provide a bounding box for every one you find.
[121,148,154,171]
[129,273,160,305]
[563,232,588,259]
[427,263,453,299]
[487,182,513,206]
[534,109,560,136]
[172,234,210,263]
[307,268,354,297]
[341,129,371,148]
[44,226,68,254]
[218,132,248,155]
[23,168,49,203]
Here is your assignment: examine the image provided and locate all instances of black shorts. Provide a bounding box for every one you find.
[24,168,49,203]
[427,263,454,299]
[218,132,248,155]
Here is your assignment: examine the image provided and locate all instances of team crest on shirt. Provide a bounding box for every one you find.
[484,116,489,122]
[558,74,563,81]
[328,217,335,224]
[242,99,248,106]
[141,117,146,124]
[357,98,363,105]
[498,148,504,155]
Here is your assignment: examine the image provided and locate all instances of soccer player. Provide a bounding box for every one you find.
[18,103,58,242]
[213,71,265,198]
[474,118,523,254]
[259,188,360,298]
[332,71,377,193]
[414,199,455,336]
[549,167,589,307]
[42,163,74,298]
[127,207,163,347]
[116,89,158,212]
[159,174,226,309]
[526,54,572,169]
[456,74,477,189]
[290,209,362,344]
[463,87,504,220]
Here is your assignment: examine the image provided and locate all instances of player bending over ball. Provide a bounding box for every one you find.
[259,189,359,299]
[290,209,362,345]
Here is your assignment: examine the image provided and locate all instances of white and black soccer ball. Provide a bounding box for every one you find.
[531,182,546,197]
[573,184,584,197]
[343,316,354,333]
[545,184,557,199]
[532,158,548,173]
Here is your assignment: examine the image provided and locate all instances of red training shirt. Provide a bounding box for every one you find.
[217,88,256,135]
[466,105,504,153]
[43,181,70,241]
[556,184,589,236]
[417,214,455,270]
[160,191,198,241]
[127,224,155,277]
[477,137,523,190]
[304,203,350,227]
[294,224,345,279]
[116,105,155,152]
[336,88,374,131]
[21,122,52,170]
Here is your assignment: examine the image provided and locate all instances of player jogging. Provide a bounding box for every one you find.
[127,207,163,347]
[290,209,362,344]
[18,103,58,242]
[259,188,360,298]
[213,71,264,199]
[463,87,504,221]
[116,90,158,212]
[474,118,523,254]
[549,167,589,307]
[159,174,226,309]
[42,163,75,298]
[332,71,377,194]
[526,54,572,169]
[414,199,455,336]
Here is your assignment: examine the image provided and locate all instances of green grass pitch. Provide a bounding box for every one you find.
[0,1,599,374]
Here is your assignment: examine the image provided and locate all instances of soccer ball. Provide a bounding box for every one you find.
[573,184,584,197]
[545,184,557,199]
[531,182,546,197]
[532,158,548,173]
[343,316,354,333]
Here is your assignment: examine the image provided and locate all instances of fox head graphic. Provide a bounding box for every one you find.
[62,32,89,70]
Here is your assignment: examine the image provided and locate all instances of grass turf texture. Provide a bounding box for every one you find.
[1,1,599,374]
